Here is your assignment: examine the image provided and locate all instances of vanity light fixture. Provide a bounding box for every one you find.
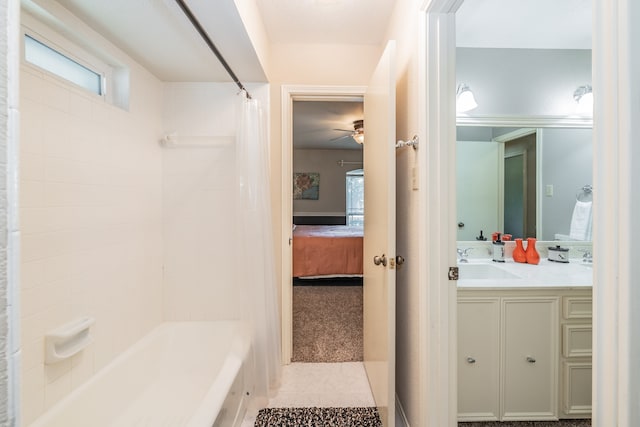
[573,85,593,115]
[456,83,478,113]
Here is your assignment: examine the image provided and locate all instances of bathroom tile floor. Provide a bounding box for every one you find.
[241,362,376,427]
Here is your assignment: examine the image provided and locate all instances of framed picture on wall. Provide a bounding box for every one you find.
[293,172,320,200]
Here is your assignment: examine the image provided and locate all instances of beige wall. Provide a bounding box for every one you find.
[293,148,362,216]
[384,1,423,426]
[19,20,164,425]
[233,0,272,78]
[261,5,424,424]
[266,42,381,289]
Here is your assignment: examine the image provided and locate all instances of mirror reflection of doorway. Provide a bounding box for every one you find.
[504,152,525,237]
[503,133,537,239]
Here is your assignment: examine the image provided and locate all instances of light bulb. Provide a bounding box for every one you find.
[456,84,478,113]
[574,85,593,115]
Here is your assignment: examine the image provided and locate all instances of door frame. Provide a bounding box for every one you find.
[503,149,528,238]
[418,1,460,425]
[280,85,366,363]
[493,128,536,238]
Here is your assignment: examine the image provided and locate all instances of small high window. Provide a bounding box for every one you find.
[24,34,103,96]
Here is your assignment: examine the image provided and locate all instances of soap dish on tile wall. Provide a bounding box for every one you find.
[45,317,95,364]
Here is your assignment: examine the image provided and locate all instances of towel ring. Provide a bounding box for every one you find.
[576,184,593,202]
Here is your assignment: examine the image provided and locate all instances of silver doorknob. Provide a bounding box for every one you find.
[526,356,536,363]
[396,255,405,265]
[466,357,476,364]
[373,254,387,267]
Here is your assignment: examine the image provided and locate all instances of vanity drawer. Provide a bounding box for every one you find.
[563,297,592,320]
[563,324,592,358]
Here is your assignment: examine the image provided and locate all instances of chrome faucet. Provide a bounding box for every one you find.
[457,248,472,263]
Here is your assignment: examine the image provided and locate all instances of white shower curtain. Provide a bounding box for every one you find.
[235,91,281,404]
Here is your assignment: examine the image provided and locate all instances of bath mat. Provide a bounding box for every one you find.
[254,407,381,427]
[458,420,591,427]
[292,285,362,362]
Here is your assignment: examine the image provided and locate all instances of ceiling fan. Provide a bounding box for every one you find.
[331,119,364,144]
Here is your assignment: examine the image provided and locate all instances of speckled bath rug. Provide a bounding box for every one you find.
[458,420,591,427]
[254,407,381,427]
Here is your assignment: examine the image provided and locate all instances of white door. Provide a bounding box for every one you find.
[363,40,396,427]
[456,140,500,240]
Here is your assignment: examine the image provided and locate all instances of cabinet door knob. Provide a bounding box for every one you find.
[466,357,476,364]
[526,356,536,363]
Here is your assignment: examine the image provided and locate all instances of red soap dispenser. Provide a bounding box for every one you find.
[525,237,540,265]
[513,238,527,263]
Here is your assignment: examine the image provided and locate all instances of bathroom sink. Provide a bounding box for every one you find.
[458,263,521,280]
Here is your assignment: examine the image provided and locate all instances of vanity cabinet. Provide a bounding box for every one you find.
[458,291,561,421]
[458,288,593,421]
[458,298,501,421]
[502,297,558,420]
[560,293,593,418]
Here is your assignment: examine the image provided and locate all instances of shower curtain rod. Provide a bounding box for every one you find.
[174,0,252,99]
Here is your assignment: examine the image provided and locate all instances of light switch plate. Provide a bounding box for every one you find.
[546,184,554,196]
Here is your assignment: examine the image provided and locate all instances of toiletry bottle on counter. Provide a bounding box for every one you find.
[492,233,505,263]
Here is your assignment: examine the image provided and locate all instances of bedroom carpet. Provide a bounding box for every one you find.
[254,407,381,427]
[458,421,591,427]
[292,285,363,362]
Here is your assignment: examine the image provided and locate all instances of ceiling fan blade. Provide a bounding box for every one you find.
[332,128,353,132]
[330,134,352,142]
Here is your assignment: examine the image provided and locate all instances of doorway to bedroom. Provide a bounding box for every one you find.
[291,99,365,363]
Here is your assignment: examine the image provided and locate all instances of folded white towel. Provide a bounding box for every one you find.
[569,200,593,241]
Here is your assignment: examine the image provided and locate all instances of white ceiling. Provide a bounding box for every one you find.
[29,0,397,83]
[254,0,396,45]
[25,0,593,83]
[43,0,267,82]
[456,0,592,49]
[293,101,364,150]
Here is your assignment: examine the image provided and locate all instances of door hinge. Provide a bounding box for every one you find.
[448,266,459,281]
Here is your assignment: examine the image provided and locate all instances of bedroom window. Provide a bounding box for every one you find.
[346,169,364,226]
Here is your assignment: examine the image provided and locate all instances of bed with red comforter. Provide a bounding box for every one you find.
[292,225,364,278]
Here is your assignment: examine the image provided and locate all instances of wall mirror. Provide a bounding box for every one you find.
[454,44,592,244]
[456,122,593,242]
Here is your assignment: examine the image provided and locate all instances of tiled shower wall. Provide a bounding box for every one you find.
[19,59,164,424]
[2,0,20,425]
[161,82,269,321]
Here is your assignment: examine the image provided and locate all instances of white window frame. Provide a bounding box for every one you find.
[346,168,364,226]
[21,15,115,104]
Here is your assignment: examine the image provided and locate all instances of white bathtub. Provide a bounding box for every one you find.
[29,321,252,427]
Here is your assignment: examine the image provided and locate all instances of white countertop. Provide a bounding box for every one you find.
[457,258,593,289]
